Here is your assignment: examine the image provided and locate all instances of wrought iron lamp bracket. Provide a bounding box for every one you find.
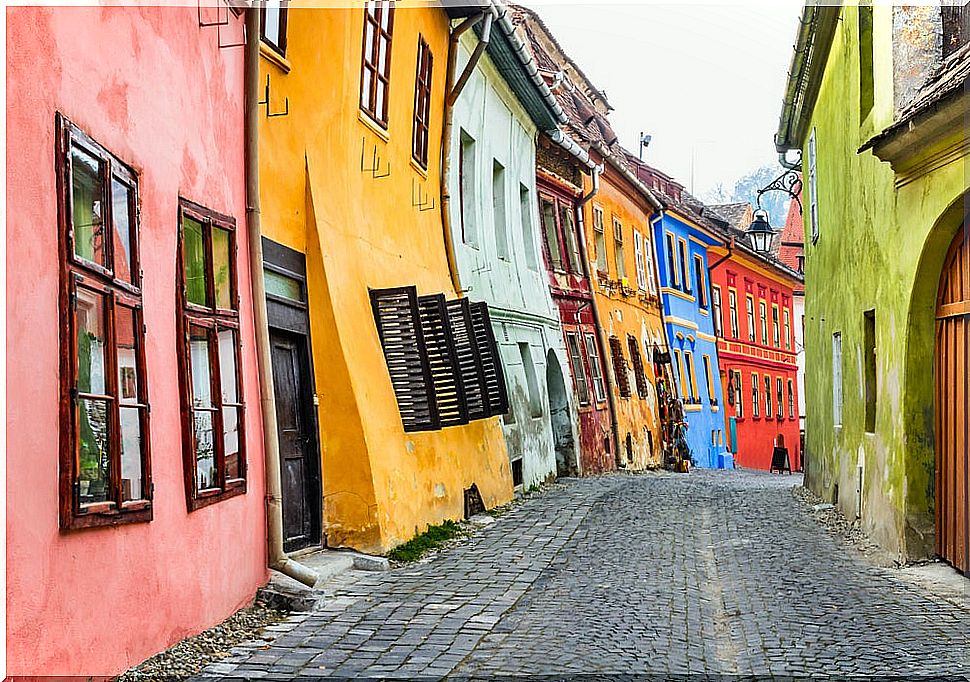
[756,170,803,215]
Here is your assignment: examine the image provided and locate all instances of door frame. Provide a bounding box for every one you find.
[263,237,323,549]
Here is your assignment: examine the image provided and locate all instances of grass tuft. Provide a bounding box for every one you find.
[387,520,465,563]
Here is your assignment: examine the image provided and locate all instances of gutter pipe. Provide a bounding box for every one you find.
[244,8,317,588]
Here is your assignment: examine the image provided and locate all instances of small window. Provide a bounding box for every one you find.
[177,199,247,511]
[752,373,760,418]
[519,186,538,270]
[674,349,687,401]
[833,331,843,427]
[360,2,395,127]
[703,355,715,404]
[627,336,649,399]
[644,235,657,293]
[759,300,768,345]
[858,4,874,119]
[712,286,723,337]
[518,342,542,418]
[784,309,792,350]
[746,295,756,342]
[728,290,739,339]
[678,239,689,293]
[261,0,288,56]
[613,218,626,280]
[776,377,784,420]
[264,267,304,303]
[561,203,582,274]
[566,333,590,406]
[764,375,773,420]
[694,255,707,308]
[772,304,781,347]
[788,379,795,420]
[684,351,698,403]
[609,336,631,398]
[593,206,607,274]
[411,37,433,168]
[634,230,647,291]
[733,370,744,419]
[665,233,678,288]
[459,130,477,246]
[540,196,563,271]
[864,310,876,432]
[584,333,607,403]
[58,115,152,529]
[492,160,509,260]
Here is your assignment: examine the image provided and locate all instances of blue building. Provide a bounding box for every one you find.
[625,155,731,469]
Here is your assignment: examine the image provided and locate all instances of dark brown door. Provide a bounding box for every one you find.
[936,229,969,573]
[271,329,320,551]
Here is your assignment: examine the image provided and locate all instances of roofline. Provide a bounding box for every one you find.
[711,236,805,285]
[774,3,842,152]
[591,142,663,212]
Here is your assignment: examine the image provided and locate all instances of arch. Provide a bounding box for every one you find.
[904,191,968,559]
[545,350,577,478]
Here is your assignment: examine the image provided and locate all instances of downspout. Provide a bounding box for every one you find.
[707,235,735,272]
[574,165,622,464]
[244,8,317,587]
[440,10,495,296]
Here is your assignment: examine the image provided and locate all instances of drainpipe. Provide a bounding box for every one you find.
[440,9,495,296]
[708,235,735,272]
[244,8,317,588]
[574,165,622,465]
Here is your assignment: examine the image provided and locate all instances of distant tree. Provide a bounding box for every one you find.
[701,182,732,205]
[730,163,791,227]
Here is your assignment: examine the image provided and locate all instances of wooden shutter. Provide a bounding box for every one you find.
[627,336,648,398]
[445,298,489,420]
[417,293,468,427]
[609,336,631,398]
[370,286,439,432]
[469,301,509,416]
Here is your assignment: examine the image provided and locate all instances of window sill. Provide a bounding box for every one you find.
[187,479,247,512]
[358,110,390,143]
[61,504,153,531]
[410,157,429,178]
[260,42,291,73]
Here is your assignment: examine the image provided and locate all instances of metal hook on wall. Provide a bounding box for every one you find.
[259,74,289,118]
[198,0,246,49]
[360,137,390,179]
[411,178,436,212]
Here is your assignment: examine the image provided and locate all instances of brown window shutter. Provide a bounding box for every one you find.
[445,298,489,420]
[609,336,631,398]
[417,293,468,427]
[370,286,440,431]
[469,301,510,416]
[627,336,648,399]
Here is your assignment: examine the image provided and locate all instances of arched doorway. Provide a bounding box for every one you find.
[546,350,577,478]
[936,228,969,573]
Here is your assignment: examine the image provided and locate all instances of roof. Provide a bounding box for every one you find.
[777,192,804,272]
[707,203,750,232]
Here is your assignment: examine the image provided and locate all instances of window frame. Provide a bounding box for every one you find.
[694,254,708,308]
[613,217,626,280]
[728,289,739,339]
[360,1,395,128]
[411,35,433,168]
[260,0,289,57]
[633,229,647,291]
[57,114,153,530]
[566,332,590,406]
[702,354,715,405]
[746,294,756,342]
[788,378,795,419]
[733,370,744,419]
[752,372,761,418]
[776,377,784,420]
[772,303,781,347]
[677,238,690,293]
[759,300,768,345]
[593,205,607,274]
[609,335,631,399]
[711,285,723,336]
[665,232,678,288]
[584,332,607,403]
[176,198,248,511]
[627,335,649,399]
[764,375,773,420]
[784,309,792,350]
[684,350,698,404]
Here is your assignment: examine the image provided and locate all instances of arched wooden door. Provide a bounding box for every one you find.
[936,228,969,573]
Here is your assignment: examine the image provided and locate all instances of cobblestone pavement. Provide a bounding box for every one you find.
[199,470,970,679]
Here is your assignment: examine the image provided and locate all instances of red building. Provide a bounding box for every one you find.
[706,204,804,470]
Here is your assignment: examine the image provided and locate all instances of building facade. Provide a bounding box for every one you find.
[778,193,807,434]
[775,4,970,566]
[258,3,514,553]
[6,6,268,675]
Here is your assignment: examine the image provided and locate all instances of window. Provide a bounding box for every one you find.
[540,197,563,271]
[628,336,649,399]
[759,300,768,345]
[492,160,509,260]
[702,355,715,404]
[644,236,657,293]
[746,295,756,342]
[665,233,678,287]
[609,336,631,398]
[712,286,723,336]
[593,206,607,274]
[694,255,707,308]
[584,333,607,402]
[772,304,780,347]
[733,370,744,419]
[833,331,843,427]
[518,342,542,418]
[728,290,739,338]
[459,130,477,246]
[788,379,795,419]
[684,351,698,403]
[808,128,819,243]
[858,4,874,119]
[566,333,589,406]
[764,376,773,419]
[752,373,760,418]
[613,218,626,280]
[261,0,288,56]
[519,185,537,270]
[411,36,433,168]
[864,309,876,432]
[784,309,791,350]
[561,203,582,274]
[674,349,687,400]
[776,377,784,420]
[678,239,689,293]
[57,115,151,529]
[177,199,246,511]
[360,1,395,127]
[634,230,647,291]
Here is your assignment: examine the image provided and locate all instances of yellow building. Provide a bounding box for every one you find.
[257,2,513,553]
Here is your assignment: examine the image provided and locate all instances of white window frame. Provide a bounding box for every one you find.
[633,229,647,291]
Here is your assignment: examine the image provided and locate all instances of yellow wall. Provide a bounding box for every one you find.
[259,4,513,552]
[582,165,666,468]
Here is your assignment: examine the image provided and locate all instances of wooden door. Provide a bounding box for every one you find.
[936,229,969,573]
[271,330,320,552]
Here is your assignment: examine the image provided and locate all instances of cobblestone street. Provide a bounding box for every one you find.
[200,471,970,679]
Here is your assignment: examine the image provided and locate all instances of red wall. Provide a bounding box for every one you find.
[710,256,801,471]
[6,7,267,676]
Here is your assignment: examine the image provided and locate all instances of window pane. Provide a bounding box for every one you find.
[560,204,581,272]
[183,215,207,306]
[223,406,241,480]
[541,199,562,270]
[194,410,217,490]
[71,146,106,267]
[76,288,107,395]
[116,305,139,403]
[190,326,213,408]
[212,226,232,309]
[112,177,134,283]
[361,68,373,110]
[119,406,143,501]
[78,398,110,505]
[264,268,303,302]
[218,329,239,403]
[263,1,282,46]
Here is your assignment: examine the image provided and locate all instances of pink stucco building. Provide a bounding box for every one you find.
[6,6,267,676]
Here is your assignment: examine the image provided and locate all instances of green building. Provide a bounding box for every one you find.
[775,3,969,571]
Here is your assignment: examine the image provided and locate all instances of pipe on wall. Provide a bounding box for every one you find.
[244,8,317,588]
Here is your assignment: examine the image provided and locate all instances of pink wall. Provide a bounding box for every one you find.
[6,6,267,676]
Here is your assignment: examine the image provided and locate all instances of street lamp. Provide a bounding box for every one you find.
[747,209,775,254]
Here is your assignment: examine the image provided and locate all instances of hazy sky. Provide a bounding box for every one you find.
[519,2,803,199]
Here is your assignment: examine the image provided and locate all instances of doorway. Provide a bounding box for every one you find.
[935,228,968,573]
[546,350,577,477]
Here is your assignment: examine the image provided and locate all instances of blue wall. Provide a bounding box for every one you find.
[651,212,731,469]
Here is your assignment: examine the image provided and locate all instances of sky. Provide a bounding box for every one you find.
[519,1,803,199]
